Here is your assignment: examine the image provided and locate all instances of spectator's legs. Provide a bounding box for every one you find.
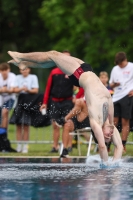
[22,125,29,153]
[121,118,130,151]
[16,125,29,153]
[51,122,73,153]
[22,125,29,141]
[60,120,74,157]
[62,120,74,149]
[16,125,22,152]
[50,121,60,152]
[114,117,119,127]
[114,116,129,152]
[16,125,22,140]
[1,108,9,128]
[0,108,9,152]
[67,135,73,151]
[0,100,16,152]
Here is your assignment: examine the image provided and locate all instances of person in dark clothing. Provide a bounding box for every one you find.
[40,51,74,152]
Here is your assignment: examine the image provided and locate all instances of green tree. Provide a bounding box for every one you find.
[39,0,133,73]
[0,0,52,91]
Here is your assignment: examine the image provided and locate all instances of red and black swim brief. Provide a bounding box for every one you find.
[68,63,93,87]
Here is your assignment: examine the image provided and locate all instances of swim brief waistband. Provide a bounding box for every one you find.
[68,63,93,87]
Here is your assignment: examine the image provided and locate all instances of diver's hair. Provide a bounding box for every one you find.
[99,71,108,77]
[0,63,10,71]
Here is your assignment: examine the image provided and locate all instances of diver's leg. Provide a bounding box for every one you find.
[7,51,56,63]
[8,50,81,75]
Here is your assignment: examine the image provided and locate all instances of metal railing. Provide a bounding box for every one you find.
[8,115,133,157]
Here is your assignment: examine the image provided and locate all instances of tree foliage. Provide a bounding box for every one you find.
[1,0,133,90]
[0,0,51,53]
[39,0,133,72]
[0,0,52,91]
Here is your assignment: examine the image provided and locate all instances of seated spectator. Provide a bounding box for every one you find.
[55,98,90,157]
[0,63,16,152]
[14,67,39,153]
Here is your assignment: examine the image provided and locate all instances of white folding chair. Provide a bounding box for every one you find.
[69,127,94,156]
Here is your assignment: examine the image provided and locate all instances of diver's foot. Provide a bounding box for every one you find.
[8,59,18,66]
[7,51,21,63]
[8,60,27,70]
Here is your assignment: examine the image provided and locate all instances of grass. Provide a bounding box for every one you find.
[1,123,133,157]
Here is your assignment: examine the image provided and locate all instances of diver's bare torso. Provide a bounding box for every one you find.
[79,71,112,125]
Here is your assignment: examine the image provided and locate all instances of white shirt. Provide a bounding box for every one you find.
[0,72,16,103]
[14,74,39,93]
[109,62,133,102]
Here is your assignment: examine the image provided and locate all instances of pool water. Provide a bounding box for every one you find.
[0,156,133,200]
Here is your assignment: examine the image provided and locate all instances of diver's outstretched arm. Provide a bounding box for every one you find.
[90,118,109,162]
[112,127,123,161]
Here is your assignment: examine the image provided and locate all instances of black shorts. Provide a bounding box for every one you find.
[68,63,93,87]
[72,116,90,131]
[114,95,133,119]
[49,99,73,121]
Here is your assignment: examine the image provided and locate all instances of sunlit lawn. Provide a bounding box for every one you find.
[0,123,133,157]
